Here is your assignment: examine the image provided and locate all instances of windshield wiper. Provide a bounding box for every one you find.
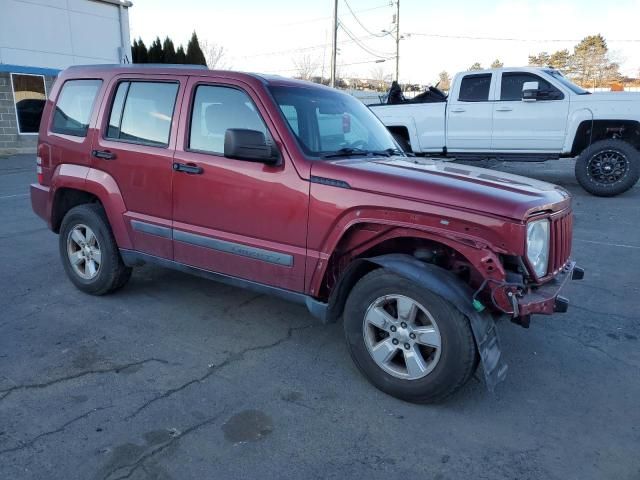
[321,147,402,159]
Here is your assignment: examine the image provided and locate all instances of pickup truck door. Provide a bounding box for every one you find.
[171,77,308,292]
[446,73,494,150]
[491,72,569,150]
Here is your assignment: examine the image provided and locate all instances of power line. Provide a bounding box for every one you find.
[407,32,640,43]
[343,0,389,38]
[273,2,393,28]
[339,21,395,58]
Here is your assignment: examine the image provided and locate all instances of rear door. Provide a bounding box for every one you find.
[170,77,308,292]
[491,72,569,150]
[92,74,186,259]
[446,73,495,150]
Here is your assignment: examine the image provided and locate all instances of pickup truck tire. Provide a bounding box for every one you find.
[575,139,640,196]
[343,269,477,403]
[59,204,132,295]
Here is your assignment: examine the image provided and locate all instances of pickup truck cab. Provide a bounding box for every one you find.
[30,65,583,403]
[371,67,640,196]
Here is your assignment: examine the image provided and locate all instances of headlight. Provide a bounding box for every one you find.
[527,219,550,277]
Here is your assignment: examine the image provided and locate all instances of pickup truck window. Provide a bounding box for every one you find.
[544,69,590,95]
[106,81,179,147]
[269,86,398,157]
[500,73,563,101]
[52,79,102,137]
[458,74,491,102]
[189,85,268,155]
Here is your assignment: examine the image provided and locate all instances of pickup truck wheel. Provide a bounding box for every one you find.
[59,204,132,295]
[575,139,640,196]
[343,269,477,403]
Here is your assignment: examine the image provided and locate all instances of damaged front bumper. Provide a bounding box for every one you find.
[511,261,584,327]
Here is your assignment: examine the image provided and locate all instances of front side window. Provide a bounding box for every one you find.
[269,86,399,157]
[11,74,47,134]
[52,79,102,137]
[106,81,179,147]
[500,73,563,101]
[458,74,491,102]
[189,85,267,154]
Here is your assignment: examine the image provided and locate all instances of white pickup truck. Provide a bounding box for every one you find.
[370,67,640,196]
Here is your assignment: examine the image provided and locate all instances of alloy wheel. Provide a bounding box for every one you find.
[67,224,102,280]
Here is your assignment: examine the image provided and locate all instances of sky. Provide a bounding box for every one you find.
[129,0,640,85]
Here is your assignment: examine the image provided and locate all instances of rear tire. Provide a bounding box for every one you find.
[59,204,132,295]
[575,139,639,196]
[343,269,478,403]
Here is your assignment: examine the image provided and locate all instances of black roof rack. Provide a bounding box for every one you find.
[65,64,208,70]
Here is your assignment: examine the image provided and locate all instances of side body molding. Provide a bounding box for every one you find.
[365,253,508,392]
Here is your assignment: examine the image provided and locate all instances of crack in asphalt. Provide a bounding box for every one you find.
[0,358,169,401]
[125,323,314,421]
[571,304,637,322]
[556,332,639,369]
[102,411,227,480]
[0,404,113,455]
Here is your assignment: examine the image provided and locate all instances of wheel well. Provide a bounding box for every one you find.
[51,188,101,233]
[571,120,640,156]
[387,125,412,152]
[323,235,480,322]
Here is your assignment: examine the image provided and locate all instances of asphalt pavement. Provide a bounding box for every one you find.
[0,154,638,480]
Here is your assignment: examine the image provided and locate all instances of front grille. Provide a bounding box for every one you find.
[549,210,573,274]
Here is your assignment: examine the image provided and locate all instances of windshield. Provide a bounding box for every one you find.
[269,85,402,158]
[544,69,590,95]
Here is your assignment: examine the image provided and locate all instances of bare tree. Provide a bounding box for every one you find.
[490,59,504,68]
[437,71,451,91]
[370,65,391,91]
[292,54,319,81]
[201,39,229,69]
[468,62,483,71]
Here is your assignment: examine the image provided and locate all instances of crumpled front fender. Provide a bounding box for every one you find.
[367,253,508,392]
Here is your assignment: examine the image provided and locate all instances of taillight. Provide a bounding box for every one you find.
[36,156,43,184]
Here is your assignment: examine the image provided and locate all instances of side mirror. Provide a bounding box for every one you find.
[224,129,280,165]
[522,81,539,102]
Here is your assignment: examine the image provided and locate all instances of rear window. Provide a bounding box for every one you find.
[458,74,491,102]
[106,81,179,147]
[52,79,102,137]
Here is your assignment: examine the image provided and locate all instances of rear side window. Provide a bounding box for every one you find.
[189,85,267,154]
[106,81,179,147]
[52,79,102,137]
[458,74,491,102]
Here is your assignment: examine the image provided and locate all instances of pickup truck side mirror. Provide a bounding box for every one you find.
[224,129,281,165]
[522,81,540,102]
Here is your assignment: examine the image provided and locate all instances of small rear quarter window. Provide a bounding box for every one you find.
[52,79,102,137]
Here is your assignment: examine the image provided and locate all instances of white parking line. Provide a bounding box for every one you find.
[575,238,640,250]
[0,193,29,200]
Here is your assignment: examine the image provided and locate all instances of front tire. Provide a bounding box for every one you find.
[59,204,132,295]
[575,139,640,196]
[343,269,478,403]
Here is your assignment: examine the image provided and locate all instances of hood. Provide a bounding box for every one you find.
[314,157,571,220]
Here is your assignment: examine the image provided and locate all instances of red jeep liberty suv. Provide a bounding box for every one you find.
[30,65,583,402]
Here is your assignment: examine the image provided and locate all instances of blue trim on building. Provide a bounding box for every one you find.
[0,64,61,76]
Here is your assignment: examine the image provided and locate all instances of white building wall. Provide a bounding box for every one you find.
[0,0,131,69]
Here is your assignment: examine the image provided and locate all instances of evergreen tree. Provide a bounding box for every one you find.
[148,37,163,63]
[137,38,149,63]
[162,37,177,64]
[468,62,483,71]
[186,31,207,66]
[490,59,504,68]
[437,71,451,91]
[176,46,187,64]
[131,39,139,63]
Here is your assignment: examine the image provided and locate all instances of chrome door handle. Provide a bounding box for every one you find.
[450,108,466,113]
[495,107,513,112]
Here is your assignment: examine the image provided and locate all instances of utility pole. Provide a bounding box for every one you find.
[330,0,338,87]
[395,0,400,82]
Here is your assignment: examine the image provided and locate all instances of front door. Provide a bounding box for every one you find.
[92,74,186,259]
[491,72,569,150]
[171,78,308,292]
